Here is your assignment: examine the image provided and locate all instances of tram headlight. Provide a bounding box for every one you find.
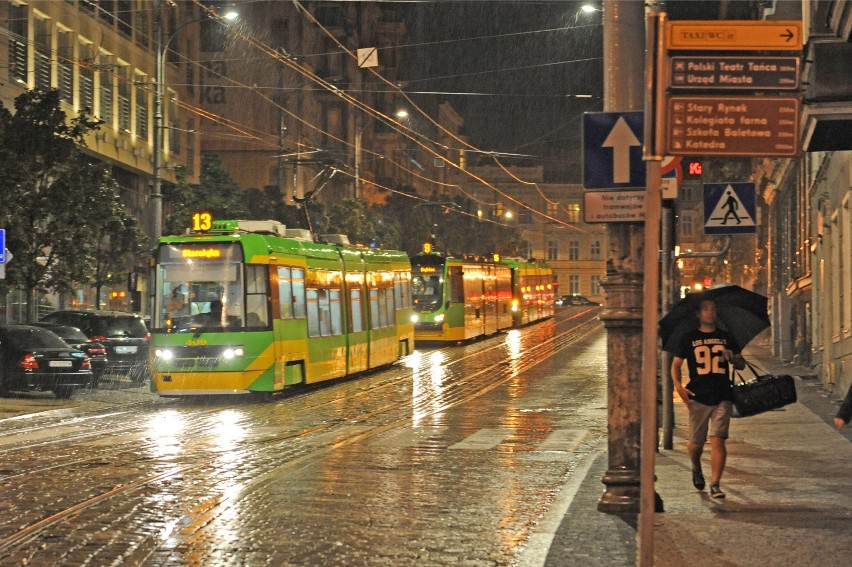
[434,314,445,323]
[410,314,419,323]
[222,347,245,359]
[154,348,174,361]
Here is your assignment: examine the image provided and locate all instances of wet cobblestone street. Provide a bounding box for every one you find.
[0,308,606,566]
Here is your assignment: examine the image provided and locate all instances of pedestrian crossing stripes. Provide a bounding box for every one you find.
[374,426,589,452]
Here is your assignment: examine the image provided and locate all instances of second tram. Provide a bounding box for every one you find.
[410,248,554,343]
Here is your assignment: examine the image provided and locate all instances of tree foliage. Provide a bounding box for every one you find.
[164,153,253,235]
[0,89,145,318]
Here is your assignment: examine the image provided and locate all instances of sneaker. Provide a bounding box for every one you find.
[710,484,726,499]
[692,467,705,490]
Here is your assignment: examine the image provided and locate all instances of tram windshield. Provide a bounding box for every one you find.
[412,274,443,311]
[152,243,256,333]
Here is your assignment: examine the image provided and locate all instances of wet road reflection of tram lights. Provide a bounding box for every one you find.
[407,349,448,426]
[145,408,249,555]
[145,409,187,459]
[504,330,523,376]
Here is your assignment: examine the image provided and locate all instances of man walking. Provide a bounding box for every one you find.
[671,298,746,498]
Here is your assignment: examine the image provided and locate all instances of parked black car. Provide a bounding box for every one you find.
[40,310,150,384]
[29,322,108,387]
[0,325,92,398]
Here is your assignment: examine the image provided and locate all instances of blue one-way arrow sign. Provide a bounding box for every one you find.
[583,111,645,189]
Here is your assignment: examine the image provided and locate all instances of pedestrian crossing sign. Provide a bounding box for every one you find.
[703,182,756,234]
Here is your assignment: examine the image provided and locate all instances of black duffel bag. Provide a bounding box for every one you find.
[730,361,797,418]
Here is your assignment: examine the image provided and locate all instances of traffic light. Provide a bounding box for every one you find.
[686,159,703,176]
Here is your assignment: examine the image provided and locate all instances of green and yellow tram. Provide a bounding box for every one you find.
[410,247,554,343]
[149,218,413,396]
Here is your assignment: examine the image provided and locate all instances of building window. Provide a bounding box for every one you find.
[8,3,28,84]
[568,240,580,261]
[591,275,602,295]
[98,0,116,26]
[590,240,602,260]
[518,207,531,224]
[34,18,51,91]
[117,0,132,36]
[680,210,695,238]
[135,74,148,141]
[99,54,114,124]
[272,19,289,50]
[569,275,580,295]
[547,201,559,217]
[117,64,131,132]
[324,105,343,144]
[201,18,229,52]
[134,0,149,48]
[547,240,558,261]
[566,202,581,224]
[79,42,95,113]
[56,30,74,104]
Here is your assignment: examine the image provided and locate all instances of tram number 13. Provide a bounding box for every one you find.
[193,212,213,232]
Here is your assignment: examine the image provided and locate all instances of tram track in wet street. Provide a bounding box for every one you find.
[0,307,604,565]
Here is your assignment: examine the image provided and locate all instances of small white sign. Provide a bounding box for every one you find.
[584,191,645,223]
[357,47,378,68]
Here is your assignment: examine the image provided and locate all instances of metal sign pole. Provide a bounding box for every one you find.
[639,8,666,567]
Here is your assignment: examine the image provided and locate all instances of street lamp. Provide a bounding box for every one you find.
[151,1,237,241]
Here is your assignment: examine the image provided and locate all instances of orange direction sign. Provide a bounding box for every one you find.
[667,21,802,51]
[667,96,800,157]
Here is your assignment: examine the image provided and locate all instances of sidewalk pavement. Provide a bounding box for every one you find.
[542,334,852,566]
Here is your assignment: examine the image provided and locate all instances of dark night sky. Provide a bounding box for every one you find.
[383,0,730,181]
[392,1,604,178]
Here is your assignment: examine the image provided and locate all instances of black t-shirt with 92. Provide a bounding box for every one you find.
[675,328,741,406]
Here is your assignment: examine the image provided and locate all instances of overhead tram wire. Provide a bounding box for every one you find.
[289,1,586,233]
[290,1,588,233]
[186,0,502,211]
[13,6,478,223]
[190,0,568,227]
[182,0,586,233]
[137,18,466,199]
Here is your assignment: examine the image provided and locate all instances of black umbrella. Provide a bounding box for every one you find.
[659,284,770,353]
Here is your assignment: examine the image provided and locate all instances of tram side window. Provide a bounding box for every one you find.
[330,289,343,335]
[394,271,411,310]
[381,287,392,326]
[277,266,293,319]
[292,268,306,318]
[306,289,320,336]
[369,288,381,330]
[349,288,364,332]
[245,265,269,327]
[318,289,332,336]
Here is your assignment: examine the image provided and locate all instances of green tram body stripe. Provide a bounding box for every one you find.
[152,226,413,395]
